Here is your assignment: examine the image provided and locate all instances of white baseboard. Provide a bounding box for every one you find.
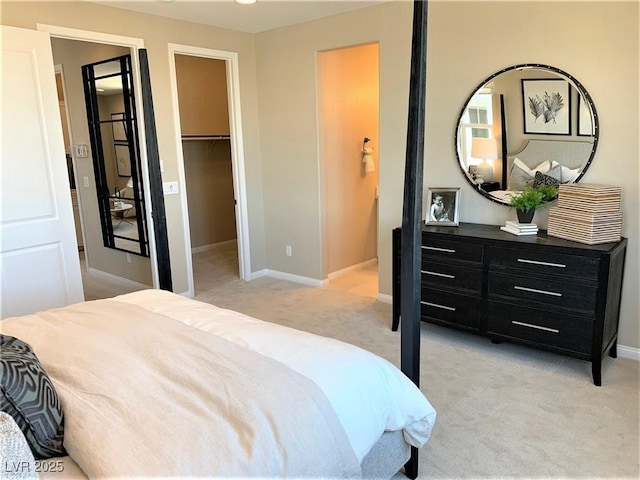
[191,239,236,255]
[86,267,150,290]
[328,258,377,280]
[618,344,640,361]
[249,268,325,287]
[377,293,392,304]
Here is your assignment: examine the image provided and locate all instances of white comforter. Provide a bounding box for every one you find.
[2,289,436,475]
[116,290,436,462]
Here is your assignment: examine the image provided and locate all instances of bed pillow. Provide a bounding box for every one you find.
[0,412,37,479]
[513,157,552,175]
[0,335,66,459]
[509,158,553,190]
[560,165,581,183]
[532,170,560,188]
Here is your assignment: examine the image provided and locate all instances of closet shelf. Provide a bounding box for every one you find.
[181,134,230,141]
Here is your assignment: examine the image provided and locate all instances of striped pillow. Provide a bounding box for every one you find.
[0,335,66,459]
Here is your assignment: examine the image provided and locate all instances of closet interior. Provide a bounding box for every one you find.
[175,54,238,282]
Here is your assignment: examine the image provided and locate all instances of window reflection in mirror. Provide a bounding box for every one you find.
[82,55,149,256]
[455,64,598,206]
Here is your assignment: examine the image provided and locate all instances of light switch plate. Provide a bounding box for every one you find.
[163,181,179,195]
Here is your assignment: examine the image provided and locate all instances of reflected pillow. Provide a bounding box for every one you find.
[513,157,552,175]
[533,170,560,188]
[509,161,534,191]
[0,335,66,459]
[560,165,581,183]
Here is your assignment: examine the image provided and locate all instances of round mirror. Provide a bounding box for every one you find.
[455,64,599,205]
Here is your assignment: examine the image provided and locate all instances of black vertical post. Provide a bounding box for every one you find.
[138,49,173,291]
[500,94,508,190]
[401,1,428,478]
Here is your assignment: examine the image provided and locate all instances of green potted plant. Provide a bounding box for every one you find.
[509,185,558,223]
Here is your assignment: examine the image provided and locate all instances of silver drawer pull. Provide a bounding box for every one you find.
[422,270,455,279]
[421,301,456,312]
[423,246,456,253]
[512,321,559,334]
[514,285,562,297]
[517,258,566,268]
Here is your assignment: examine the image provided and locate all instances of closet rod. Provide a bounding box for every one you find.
[181,134,230,141]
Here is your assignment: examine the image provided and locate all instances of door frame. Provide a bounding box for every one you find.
[54,63,88,255]
[37,23,160,289]
[167,43,251,295]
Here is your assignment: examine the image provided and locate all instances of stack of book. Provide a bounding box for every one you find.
[500,221,539,236]
[548,184,622,245]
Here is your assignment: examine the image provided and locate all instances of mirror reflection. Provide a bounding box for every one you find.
[455,64,598,205]
[82,55,149,256]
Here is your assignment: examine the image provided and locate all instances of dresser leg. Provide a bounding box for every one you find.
[392,314,400,332]
[592,361,602,387]
[609,339,618,358]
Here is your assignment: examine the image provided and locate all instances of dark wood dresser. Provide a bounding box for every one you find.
[392,223,627,385]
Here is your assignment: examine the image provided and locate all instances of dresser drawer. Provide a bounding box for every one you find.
[487,301,593,355]
[421,261,482,293]
[488,272,597,313]
[489,246,599,279]
[422,237,483,265]
[421,288,481,330]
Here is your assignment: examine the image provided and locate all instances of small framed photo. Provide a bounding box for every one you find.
[111,112,127,142]
[521,78,571,135]
[426,187,460,226]
[114,143,131,177]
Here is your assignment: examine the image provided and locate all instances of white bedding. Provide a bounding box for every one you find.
[2,289,436,477]
[117,290,436,462]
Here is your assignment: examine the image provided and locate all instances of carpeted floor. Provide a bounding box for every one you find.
[85,242,640,479]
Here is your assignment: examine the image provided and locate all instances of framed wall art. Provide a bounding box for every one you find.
[426,187,460,226]
[114,143,131,177]
[111,112,127,142]
[521,78,571,135]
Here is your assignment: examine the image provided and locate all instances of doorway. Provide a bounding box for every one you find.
[43,27,158,299]
[317,43,380,298]
[168,44,250,297]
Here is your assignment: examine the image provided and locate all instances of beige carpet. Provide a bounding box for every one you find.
[85,242,640,479]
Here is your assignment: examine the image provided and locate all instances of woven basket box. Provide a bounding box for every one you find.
[548,207,622,245]
[557,184,621,213]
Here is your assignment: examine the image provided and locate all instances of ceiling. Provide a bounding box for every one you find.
[89,0,388,34]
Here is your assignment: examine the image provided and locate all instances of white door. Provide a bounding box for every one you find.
[1,25,84,318]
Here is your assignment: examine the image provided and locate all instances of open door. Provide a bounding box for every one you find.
[1,25,84,317]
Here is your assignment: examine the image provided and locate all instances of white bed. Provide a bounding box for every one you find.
[1,289,436,478]
[488,138,594,201]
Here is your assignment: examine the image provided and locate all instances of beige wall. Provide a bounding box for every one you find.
[255,2,412,281]
[183,141,236,248]
[255,1,638,348]
[2,1,638,349]
[423,1,639,348]
[1,0,267,295]
[318,43,379,274]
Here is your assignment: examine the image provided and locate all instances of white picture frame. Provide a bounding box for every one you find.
[426,187,460,226]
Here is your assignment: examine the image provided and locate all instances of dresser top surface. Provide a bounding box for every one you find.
[418,222,627,254]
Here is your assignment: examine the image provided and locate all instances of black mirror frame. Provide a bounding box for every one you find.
[454,63,599,206]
